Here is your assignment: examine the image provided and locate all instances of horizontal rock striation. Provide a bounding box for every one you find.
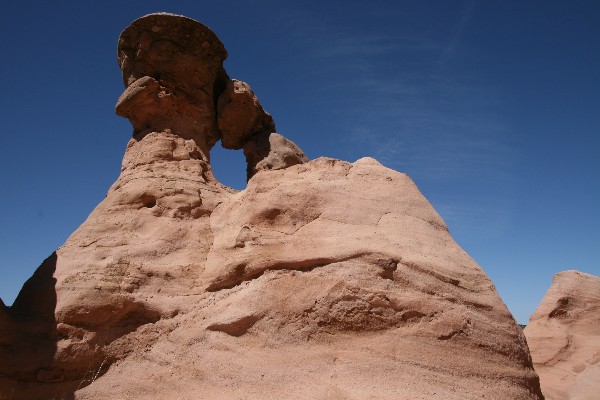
[0,13,543,400]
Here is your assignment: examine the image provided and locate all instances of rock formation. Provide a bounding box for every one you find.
[524,270,600,400]
[0,13,543,400]
[217,79,276,150]
[243,131,308,180]
[116,13,228,160]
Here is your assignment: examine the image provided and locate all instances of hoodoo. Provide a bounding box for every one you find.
[0,13,543,399]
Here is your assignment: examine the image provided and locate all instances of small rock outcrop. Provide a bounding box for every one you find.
[0,13,543,400]
[525,270,600,400]
[243,131,308,180]
[217,79,276,149]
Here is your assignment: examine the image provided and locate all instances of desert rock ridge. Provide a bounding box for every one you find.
[524,270,600,400]
[0,13,543,400]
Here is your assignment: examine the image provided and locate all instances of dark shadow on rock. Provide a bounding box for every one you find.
[243,130,272,181]
[11,251,58,327]
[0,252,76,400]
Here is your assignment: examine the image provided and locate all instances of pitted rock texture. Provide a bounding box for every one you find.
[0,157,544,399]
[116,13,229,159]
[243,131,308,180]
[0,13,543,400]
[524,270,600,400]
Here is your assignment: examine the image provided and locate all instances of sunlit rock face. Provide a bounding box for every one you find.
[525,270,600,400]
[0,13,543,400]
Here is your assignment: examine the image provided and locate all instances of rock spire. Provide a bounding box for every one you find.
[115,13,306,179]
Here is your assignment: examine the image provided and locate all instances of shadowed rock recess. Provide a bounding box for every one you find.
[0,13,543,400]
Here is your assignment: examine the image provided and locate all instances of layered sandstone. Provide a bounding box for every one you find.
[525,270,600,400]
[0,13,543,400]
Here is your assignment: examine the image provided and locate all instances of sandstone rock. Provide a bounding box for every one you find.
[115,76,174,134]
[68,157,543,400]
[117,13,229,159]
[524,270,600,400]
[243,131,308,180]
[0,253,63,398]
[217,79,276,149]
[0,13,544,400]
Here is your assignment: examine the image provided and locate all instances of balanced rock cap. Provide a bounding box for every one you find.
[117,13,227,87]
[115,13,229,155]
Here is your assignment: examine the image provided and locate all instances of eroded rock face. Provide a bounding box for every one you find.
[525,270,600,400]
[0,253,61,397]
[0,13,543,400]
[217,79,276,150]
[67,157,542,400]
[243,131,308,180]
[116,13,229,159]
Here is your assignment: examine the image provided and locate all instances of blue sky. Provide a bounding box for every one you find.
[1,1,598,323]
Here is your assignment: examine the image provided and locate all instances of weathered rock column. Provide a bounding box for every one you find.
[116,13,229,161]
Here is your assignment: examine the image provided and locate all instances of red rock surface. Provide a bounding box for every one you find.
[525,270,600,400]
[243,131,308,180]
[116,13,229,159]
[0,13,544,400]
[218,79,276,150]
